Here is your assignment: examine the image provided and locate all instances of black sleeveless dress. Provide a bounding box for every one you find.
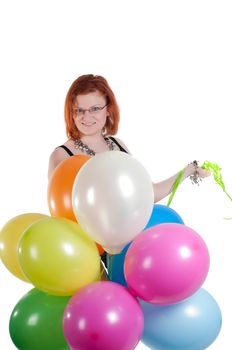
[57,136,129,268]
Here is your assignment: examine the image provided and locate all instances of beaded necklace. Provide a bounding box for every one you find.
[73,136,115,156]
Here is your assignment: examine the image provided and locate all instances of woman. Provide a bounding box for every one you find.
[48,74,210,199]
[48,74,210,267]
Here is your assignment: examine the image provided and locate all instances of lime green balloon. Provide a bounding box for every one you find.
[9,288,70,350]
[18,217,101,295]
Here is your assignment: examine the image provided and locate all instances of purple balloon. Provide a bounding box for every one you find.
[63,281,144,350]
[124,223,210,305]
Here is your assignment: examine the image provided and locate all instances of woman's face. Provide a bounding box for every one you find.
[73,91,108,138]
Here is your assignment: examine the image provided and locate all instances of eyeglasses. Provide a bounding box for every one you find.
[73,104,108,116]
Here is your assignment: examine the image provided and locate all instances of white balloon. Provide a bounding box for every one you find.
[72,151,154,254]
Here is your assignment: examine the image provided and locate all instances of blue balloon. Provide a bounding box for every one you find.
[107,205,184,286]
[140,288,222,350]
[145,204,184,228]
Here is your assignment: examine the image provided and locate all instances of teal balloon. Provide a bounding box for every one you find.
[145,204,184,228]
[107,204,184,286]
[140,288,222,350]
[9,288,71,350]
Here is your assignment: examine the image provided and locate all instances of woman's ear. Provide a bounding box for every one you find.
[108,115,114,126]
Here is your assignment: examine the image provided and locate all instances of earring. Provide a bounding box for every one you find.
[102,126,107,136]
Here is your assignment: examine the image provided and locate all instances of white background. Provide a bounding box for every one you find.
[0,1,231,349]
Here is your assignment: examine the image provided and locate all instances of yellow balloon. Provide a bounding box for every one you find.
[0,213,48,281]
[18,217,101,296]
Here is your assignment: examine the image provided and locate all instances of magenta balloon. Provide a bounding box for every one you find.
[124,223,210,305]
[63,281,144,350]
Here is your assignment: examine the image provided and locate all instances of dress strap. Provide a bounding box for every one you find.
[57,145,74,156]
[109,136,128,153]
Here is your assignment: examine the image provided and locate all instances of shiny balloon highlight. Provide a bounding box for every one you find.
[9,288,70,350]
[108,204,184,287]
[18,217,101,295]
[140,288,222,350]
[72,151,154,254]
[63,281,144,350]
[125,223,210,304]
[48,154,90,221]
[0,213,48,281]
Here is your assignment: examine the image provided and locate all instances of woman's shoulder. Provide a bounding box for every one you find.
[48,140,78,179]
[109,136,131,154]
[48,146,68,179]
[50,140,73,158]
[51,139,81,157]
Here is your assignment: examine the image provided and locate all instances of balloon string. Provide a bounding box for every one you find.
[108,254,113,280]
[100,264,105,278]
[167,168,185,207]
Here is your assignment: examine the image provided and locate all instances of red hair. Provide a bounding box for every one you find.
[64,74,120,140]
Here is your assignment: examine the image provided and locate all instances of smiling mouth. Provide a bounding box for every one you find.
[81,122,96,126]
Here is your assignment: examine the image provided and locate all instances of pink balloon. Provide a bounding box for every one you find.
[124,223,210,305]
[63,281,144,350]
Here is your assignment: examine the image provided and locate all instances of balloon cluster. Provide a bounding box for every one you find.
[0,151,222,350]
[109,205,222,349]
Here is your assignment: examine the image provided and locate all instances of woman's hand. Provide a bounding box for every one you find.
[185,162,211,185]
[198,167,211,178]
[186,163,211,178]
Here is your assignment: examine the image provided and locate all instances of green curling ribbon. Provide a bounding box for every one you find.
[202,161,232,220]
[167,160,232,207]
[201,161,232,202]
[167,168,185,207]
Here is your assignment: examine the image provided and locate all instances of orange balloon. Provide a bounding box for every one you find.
[97,243,104,255]
[48,155,105,255]
[48,155,90,222]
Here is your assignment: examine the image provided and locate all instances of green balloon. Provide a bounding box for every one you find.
[9,288,71,350]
